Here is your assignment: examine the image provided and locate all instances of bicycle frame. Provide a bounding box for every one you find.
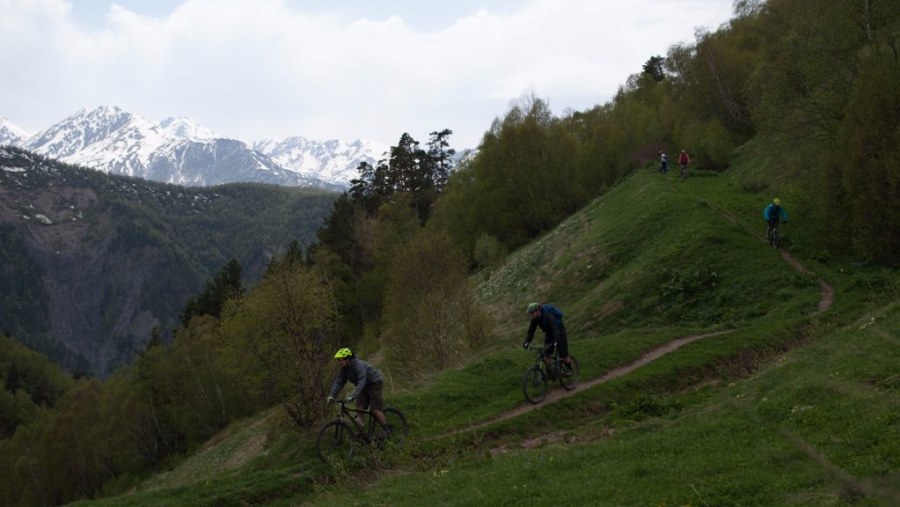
[333,400,379,441]
[767,221,781,247]
[522,342,578,404]
[316,399,409,463]
[532,343,563,376]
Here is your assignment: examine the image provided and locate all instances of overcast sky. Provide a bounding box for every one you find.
[1,0,735,148]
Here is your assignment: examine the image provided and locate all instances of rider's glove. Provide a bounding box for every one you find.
[326,396,334,404]
[522,341,530,350]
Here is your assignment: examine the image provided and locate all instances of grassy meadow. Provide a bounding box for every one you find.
[71,162,899,506]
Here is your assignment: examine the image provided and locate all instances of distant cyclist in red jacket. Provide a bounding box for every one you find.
[678,149,691,179]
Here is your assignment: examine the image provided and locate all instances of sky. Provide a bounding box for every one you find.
[1,0,736,149]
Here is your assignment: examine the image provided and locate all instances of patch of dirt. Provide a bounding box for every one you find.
[222,433,267,470]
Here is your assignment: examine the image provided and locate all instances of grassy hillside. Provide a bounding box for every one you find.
[71,160,899,506]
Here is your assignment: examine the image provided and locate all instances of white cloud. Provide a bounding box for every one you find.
[0,0,734,148]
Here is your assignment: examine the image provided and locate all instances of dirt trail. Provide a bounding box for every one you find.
[779,250,834,314]
[431,218,834,441]
[434,329,735,440]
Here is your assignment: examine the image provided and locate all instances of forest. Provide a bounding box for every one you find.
[0,148,336,375]
[0,1,897,504]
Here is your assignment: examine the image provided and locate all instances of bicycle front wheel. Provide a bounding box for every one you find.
[523,366,548,404]
[316,420,357,464]
[559,356,580,391]
[380,407,409,446]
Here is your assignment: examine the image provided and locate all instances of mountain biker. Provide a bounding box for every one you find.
[678,149,690,176]
[326,348,391,437]
[658,151,669,173]
[762,198,789,240]
[523,302,573,377]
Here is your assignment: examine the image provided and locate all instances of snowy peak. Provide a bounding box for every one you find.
[0,117,32,146]
[252,136,388,186]
[7,106,387,189]
[158,116,217,140]
[25,106,140,157]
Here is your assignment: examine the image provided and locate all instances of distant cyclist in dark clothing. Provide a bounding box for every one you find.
[523,302,573,375]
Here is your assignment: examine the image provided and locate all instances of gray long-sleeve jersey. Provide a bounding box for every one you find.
[328,357,384,400]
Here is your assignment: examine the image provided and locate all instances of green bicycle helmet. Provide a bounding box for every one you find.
[526,302,539,315]
[334,347,353,359]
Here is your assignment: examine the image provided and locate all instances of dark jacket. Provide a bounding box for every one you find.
[328,357,384,400]
[525,304,567,346]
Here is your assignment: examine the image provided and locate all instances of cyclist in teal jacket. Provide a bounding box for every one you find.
[762,198,789,223]
[762,198,789,238]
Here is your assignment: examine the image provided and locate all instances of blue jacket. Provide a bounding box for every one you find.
[328,357,383,400]
[763,203,788,223]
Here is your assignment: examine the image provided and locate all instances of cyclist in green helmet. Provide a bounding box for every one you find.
[326,347,391,436]
[523,302,573,376]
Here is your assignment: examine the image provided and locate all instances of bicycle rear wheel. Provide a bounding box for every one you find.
[379,407,409,446]
[558,356,580,391]
[523,365,548,404]
[316,420,357,463]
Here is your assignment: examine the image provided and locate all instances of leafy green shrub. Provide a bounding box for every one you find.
[472,233,508,270]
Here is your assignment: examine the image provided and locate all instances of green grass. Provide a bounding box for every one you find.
[72,158,900,506]
[306,301,900,507]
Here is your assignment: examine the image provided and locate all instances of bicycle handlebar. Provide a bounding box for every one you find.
[526,342,558,355]
[331,399,373,415]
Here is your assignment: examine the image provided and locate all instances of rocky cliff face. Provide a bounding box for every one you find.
[0,146,336,376]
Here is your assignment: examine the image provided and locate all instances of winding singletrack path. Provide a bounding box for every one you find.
[432,215,834,441]
[435,329,735,439]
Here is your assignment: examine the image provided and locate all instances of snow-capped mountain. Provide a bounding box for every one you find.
[0,116,32,146]
[12,106,387,189]
[253,137,388,187]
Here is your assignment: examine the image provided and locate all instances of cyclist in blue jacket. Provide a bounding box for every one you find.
[762,198,789,239]
[523,302,573,377]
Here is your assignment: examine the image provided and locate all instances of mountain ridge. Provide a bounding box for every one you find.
[0,145,338,376]
[4,106,389,190]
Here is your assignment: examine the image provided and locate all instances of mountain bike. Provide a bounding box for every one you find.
[680,163,689,180]
[767,221,782,248]
[316,400,408,463]
[522,342,579,404]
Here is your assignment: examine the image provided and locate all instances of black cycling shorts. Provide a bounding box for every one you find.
[544,328,569,358]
